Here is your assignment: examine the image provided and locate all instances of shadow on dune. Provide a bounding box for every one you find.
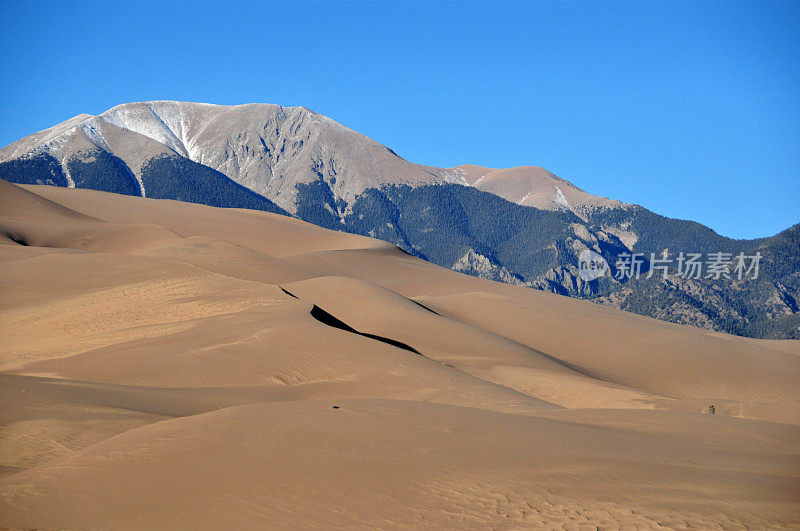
[309,304,421,355]
[408,298,440,316]
[3,232,29,246]
[280,287,298,299]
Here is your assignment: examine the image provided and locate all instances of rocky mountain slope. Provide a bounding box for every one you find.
[1,100,797,338]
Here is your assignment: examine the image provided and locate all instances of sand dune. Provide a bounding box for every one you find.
[3,400,798,528]
[1,180,799,528]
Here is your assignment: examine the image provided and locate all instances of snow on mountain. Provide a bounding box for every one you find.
[99,101,193,158]
[93,101,445,212]
[552,186,571,211]
[0,101,628,217]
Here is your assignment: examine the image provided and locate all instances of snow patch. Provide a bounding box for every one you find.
[473,173,490,186]
[35,124,83,158]
[79,121,111,152]
[99,103,189,158]
[441,168,470,186]
[551,185,571,210]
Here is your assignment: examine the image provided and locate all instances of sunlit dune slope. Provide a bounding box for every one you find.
[1,180,798,528]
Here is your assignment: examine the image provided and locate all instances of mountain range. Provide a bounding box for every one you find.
[2,100,798,338]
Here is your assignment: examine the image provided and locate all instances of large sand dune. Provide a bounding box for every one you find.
[1,179,798,528]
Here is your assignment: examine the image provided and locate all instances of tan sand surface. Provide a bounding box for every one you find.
[1,180,799,528]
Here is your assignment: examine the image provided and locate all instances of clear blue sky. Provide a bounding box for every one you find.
[1,1,798,239]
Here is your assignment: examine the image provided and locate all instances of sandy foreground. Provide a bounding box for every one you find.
[0,179,798,528]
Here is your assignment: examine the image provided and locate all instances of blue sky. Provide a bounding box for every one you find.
[1,1,798,239]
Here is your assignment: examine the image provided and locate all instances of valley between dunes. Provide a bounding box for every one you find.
[1,178,798,528]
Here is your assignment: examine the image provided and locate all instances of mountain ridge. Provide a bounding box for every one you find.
[0,100,619,217]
